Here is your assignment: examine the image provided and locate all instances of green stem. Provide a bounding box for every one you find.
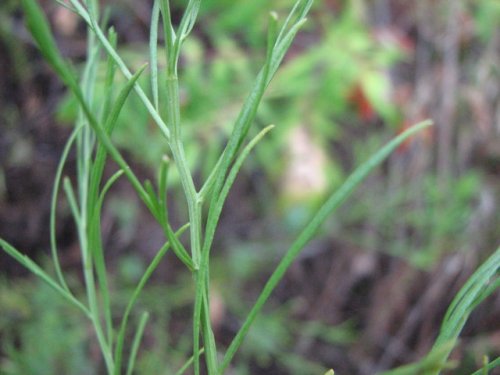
[67,0,171,140]
[77,18,114,374]
[164,72,213,374]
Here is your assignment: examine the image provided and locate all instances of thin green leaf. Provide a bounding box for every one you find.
[104,63,148,134]
[88,63,149,220]
[88,169,124,345]
[199,151,225,200]
[54,0,78,13]
[177,0,201,41]
[482,356,489,375]
[472,357,499,375]
[195,125,275,375]
[202,287,218,373]
[378,341,456,375]
[150,0,161,110]
[86,67,150,332]
[126,311,149,375]
[441,248,499,329]
[88,211,112,344]
[0,239,90,318]
[167,0,201,74]
[98,170,125,206]
[380,246,499,375]
[144,179,161,218]
[220,120,434,373]
[192,265,218,374]
[21,0,74,84]
[78,4,171,140]
[157,155,170,227]
[204,0,312,222]
[165,223,195,271]
[175,348,205,375]
[275,0,313,45]
[266,12,279,65]
[63,177,81,226]
[25,11,154,219]
[76,83,156,213]
[50,125,83,291]
[159,0,175,51]
[99,27,118,123]
[203,125,275,259]
[431,247,500,367]
[469,277,500,312]
[114,223,189,374]
[63,0,89,24]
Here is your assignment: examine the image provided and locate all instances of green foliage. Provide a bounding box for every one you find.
[0,1,496,375]
[380,247,500,375]
[56,1,402,192]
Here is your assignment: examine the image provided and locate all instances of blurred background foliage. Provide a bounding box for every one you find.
[0,0,499,374]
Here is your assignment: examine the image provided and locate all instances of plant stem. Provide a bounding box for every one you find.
[164,71,217,373]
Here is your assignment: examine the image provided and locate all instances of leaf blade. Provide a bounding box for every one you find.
[220,120,434,372]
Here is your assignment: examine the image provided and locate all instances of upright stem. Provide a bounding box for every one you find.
[77,17,114,373]
[165,76,200,266]
[164,72,217,374]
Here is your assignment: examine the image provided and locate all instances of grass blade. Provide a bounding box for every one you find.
[157,156,170,228]
[219,120,434,373]
[378,341,456,375]
[380,246,499,375]
[99,27,118,123]
[167,0,201,73]
[86,4,171,140]
[50,125,83,291]
[150,0,161,110]
[126,312,150,375]
[85,65,149,343]
[430,247,500,369]
[195,125,275,374]
[21,0,74,84]
[177,0,201,41]
[63,177,81,226]
[0,239,90,317]
[175,348,205,375]
[203,125,275,258]
[114,223,190,374]
[204,0,312,220]
[21,4,156,218]
[165,222,195,271]
[88,169,125,345]
[472,357,499,375]
[104,63,148,135]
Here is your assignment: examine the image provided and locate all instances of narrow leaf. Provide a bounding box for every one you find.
[472,357,499,375]
[114,223,189,374]
[0,239,90,317]
[104,63,148,134]
[205,0,313,228]
[21,0,74,83]
[220,120,434,372]
[63,177,81,226]
[99,27,118,123]
[175,348,205,375]
[150,0,161,110]
[380,246,499,375]
[126,312,150,375]
[50,125,83,291]
[203,125,275,258]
